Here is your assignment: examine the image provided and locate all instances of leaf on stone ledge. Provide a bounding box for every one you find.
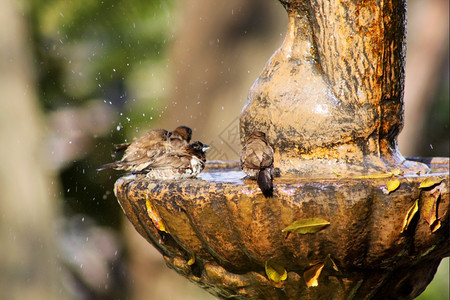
[387,180,401,193]
[422,189,440,227]
[265,260,287,283]
[282,218,330,234]
[419,178,443,189]
[354,173,394,179]
[391,169,404,176]
[303,264,324,287]
[146,197,166,232]
[401,199,419,233]
[431,220,441,233]
[325,254,339,272]
[331,170,342,177]
[187,255,196,266]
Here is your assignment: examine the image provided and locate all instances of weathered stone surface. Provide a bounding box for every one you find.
[240,0,426,176]
[115,158,449,299]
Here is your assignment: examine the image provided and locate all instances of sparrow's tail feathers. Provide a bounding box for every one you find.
[257,168,273,198]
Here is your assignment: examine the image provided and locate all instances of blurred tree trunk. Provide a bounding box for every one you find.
[0,0,66,298]
[158,0,286,161]
[399,0,449,156]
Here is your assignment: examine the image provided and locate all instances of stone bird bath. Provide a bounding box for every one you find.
[114,0,449,299]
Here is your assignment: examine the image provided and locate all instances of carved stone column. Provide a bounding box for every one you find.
[241,0,426,176]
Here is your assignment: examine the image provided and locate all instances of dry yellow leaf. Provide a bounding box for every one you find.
[282,218,330,234]
[331,170,342,177]
[431,220,441,233]
[146,197,166,232]
[187,256,196,266]
[422,190,440,227]
[303,264,324,287]
[354,173,394,179]
[326,254,339,272]
[387,180,401,193]
[401,199,419,233]
[392,169,404,176]
[419,178,444,189]
[265,260,287,283]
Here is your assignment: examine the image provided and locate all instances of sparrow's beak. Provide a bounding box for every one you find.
[202,144,210,152]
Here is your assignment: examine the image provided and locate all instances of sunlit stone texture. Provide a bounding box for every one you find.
[115,159,448,299]
[241,0,427,176]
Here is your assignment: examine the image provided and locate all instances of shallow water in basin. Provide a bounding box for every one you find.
[198,170,246,184]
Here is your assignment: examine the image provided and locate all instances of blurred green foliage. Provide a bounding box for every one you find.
[25,0,174,226]
[416,257,449,300]
[28,0,172,108]
[417,76,450,158]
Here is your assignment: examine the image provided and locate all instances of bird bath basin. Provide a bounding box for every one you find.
[111,0,449,298]
[114,158,448,299]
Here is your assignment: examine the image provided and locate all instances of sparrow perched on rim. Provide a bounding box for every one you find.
[97,129,173,172]
[138,141,209,180]
[240,131,274,197]
[170,126,192,149]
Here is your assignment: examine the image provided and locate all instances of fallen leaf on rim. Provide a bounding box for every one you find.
[265,260,287,283]
[419,178,443,189]
[187,255,196,266]
[326,254,339,272]
[354,173,394,179]
[304,264,324,287]
[401,199,419,233]
[422,189,440,227]
[431,220,441,233]
[391,169,404,176]
[387,180,401,193]
[331,170,342,177]
[146,197,166,232]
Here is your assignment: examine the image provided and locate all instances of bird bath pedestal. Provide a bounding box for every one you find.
[114,1,449,299]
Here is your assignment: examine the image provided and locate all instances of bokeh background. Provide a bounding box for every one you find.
[0,0,448,299]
